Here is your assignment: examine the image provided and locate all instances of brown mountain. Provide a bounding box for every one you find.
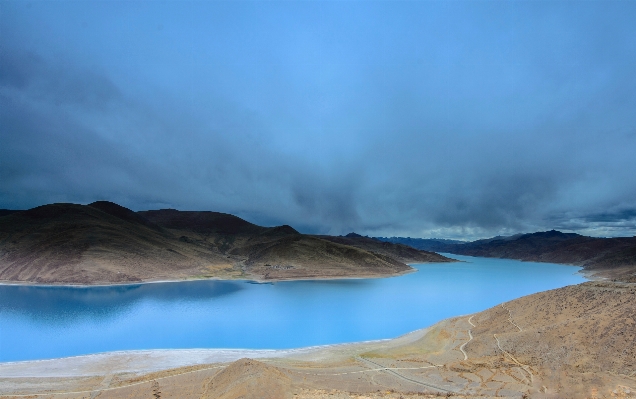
[139,210,430,281]
[316,232,452,264]
[451,230,636,282]
[381,230,636,282]
[0,202,232,284]
[0,202,455,285]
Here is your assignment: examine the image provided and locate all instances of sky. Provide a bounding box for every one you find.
[1,1,636,240]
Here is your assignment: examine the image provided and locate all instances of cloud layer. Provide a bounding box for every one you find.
[2,1,636,239]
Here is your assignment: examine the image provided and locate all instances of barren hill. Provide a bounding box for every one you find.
[295,281,636,397]
[140,209,422,281]
[0,202,455,284]
[317,233,452,264]
[200,358,292,399]
[0,202,231,284]
[380,230,636,282]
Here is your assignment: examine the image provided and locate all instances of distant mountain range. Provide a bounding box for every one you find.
[376,230,636,282]
[0,202,452,285]
[316,233,450,265]
[375,236,467,252]
[4,201,634,284]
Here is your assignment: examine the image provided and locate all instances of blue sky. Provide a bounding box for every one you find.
[1,1,636,239]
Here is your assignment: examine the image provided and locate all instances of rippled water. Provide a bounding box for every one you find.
[0,255,585,362]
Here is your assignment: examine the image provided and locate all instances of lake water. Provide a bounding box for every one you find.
[0,255,586,362]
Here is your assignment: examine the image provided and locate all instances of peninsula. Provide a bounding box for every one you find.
[0,201,453,285]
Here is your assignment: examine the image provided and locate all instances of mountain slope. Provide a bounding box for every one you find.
[140,210,420,281]
[317,233,453,264]
[0,202,456,284]
[379,230,636,282]
[0,202,232,284]
[375,236,466,253]
[361,280,636,397]
[450,231,636,281]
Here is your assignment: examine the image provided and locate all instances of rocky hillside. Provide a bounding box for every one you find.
[317,233,453,264]
[139,210,436,281]
[462,281,636,396]
[0,202,231,284]
[0,202,455,284]
[380,230,636,282]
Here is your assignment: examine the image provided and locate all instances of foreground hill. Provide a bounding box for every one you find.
[347,280,636,397]
[3,281,633,398]
[0,202,454,284]
[380,230,636,282]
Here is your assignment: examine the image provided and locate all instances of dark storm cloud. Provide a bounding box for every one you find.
[1,1,636,239]
[0,39,362,232]
[585,209,636,224]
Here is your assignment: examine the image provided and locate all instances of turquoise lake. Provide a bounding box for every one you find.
[0,255,586,362]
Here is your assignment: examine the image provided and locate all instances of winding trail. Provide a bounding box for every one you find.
[493,334,533,383]
[288,363,442,377]
[354,356,452,393]
[501,303,523,332]
[460,315,534,389]
[458,316,475,361]
[459,330,473,361]
[492,305,534,384]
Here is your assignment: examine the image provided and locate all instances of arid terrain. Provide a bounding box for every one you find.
[380,231,636,282]
[0,202,452,285]
[1,281,633,398]
[2,203,634,399]
[316,233,449,265]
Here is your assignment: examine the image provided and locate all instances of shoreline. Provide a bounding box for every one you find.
[0,258,592,373]
[0,267,590,371]
[7,253,617,288]
[0,327,431,378]
[0,266,418,288]
[2,280,633,397]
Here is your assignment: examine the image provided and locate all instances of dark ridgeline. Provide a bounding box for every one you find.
[0,201,455,285]
[315,232,451,265]
[375,237,468,253]
[377,230,636,282]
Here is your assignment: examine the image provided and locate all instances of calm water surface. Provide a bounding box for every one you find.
[0,255,585,362]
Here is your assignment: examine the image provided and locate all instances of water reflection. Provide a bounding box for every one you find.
[0,280,243,323]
